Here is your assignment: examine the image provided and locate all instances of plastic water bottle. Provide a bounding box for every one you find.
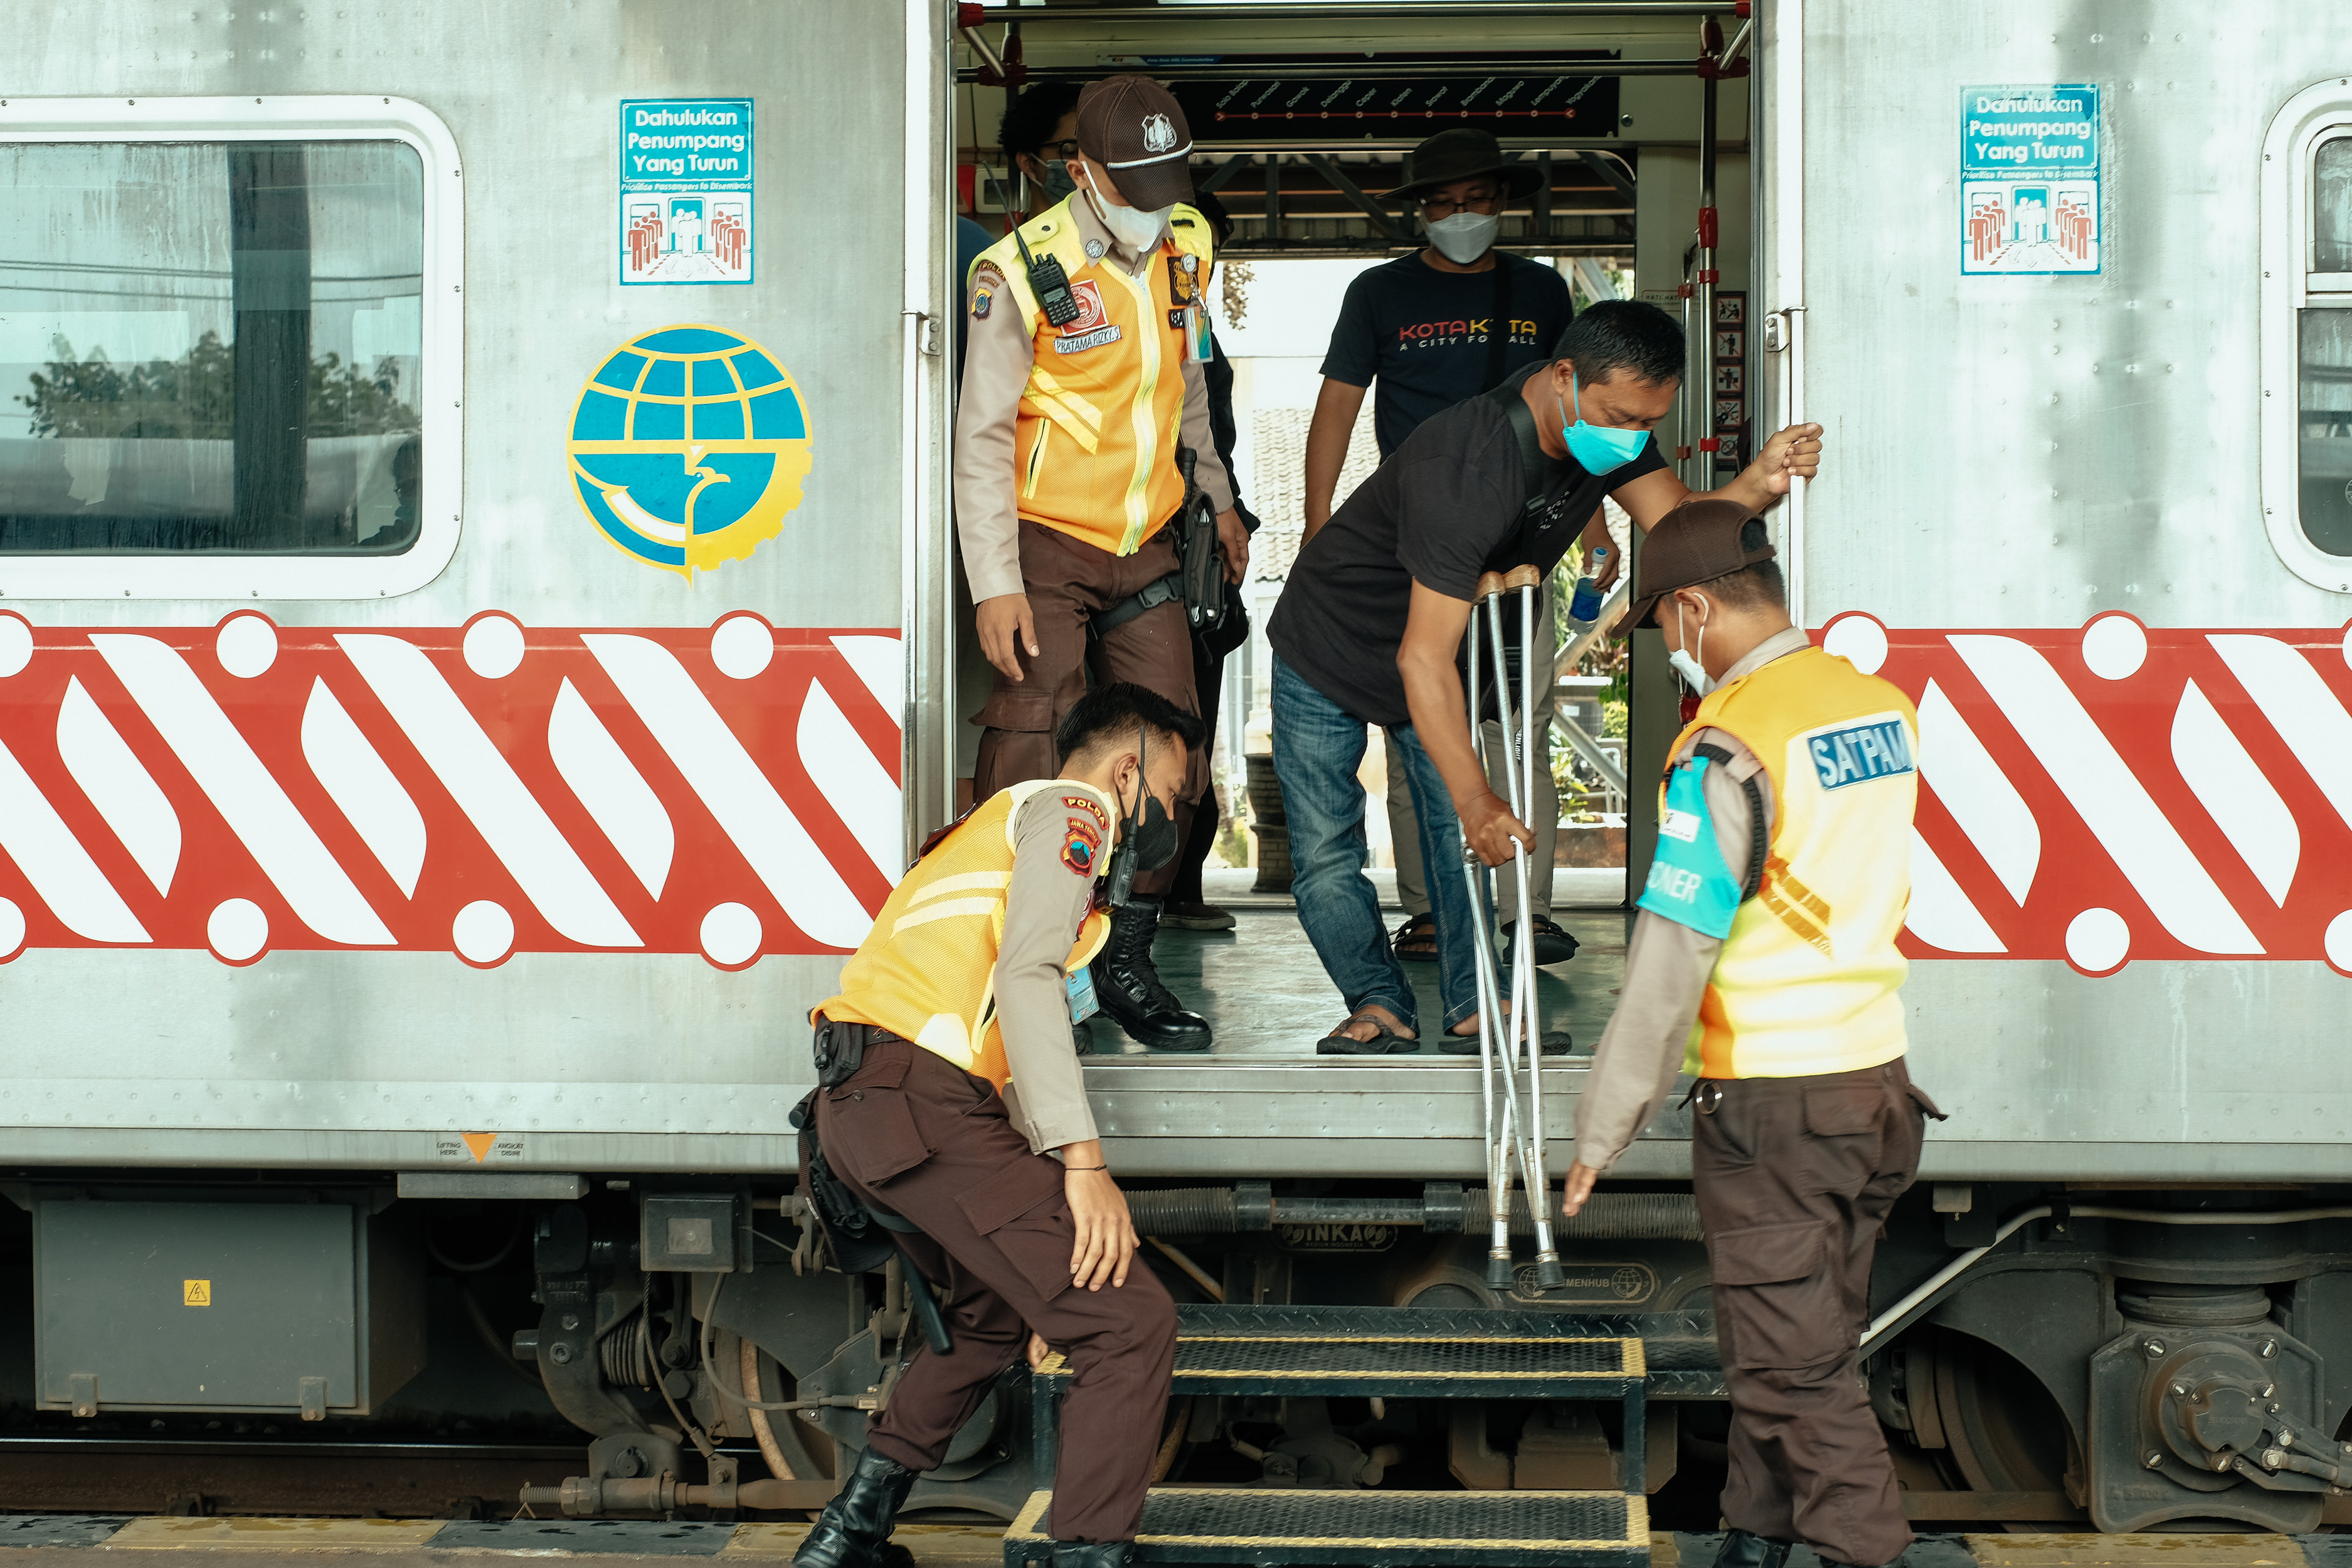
[1566,545,1609,628]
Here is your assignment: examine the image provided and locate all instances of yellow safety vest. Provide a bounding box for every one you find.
[816,780,1114,1091]
[968,199,1216,558]
[1673,647,1920,1079]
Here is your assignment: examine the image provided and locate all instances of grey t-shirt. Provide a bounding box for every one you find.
[1266,383,1665,728]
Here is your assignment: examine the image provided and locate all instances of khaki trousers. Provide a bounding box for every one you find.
[1692,1058,1937,1567]
[815,1039,1177,1544]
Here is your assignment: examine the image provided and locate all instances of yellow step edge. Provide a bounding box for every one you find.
[1959,1535,2309,1568]
[724,1523,1007,1560]
[100,1517,446,1550]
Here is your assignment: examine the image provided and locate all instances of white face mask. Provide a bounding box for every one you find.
[1669,598,1714,696]
[1424,211,1500,265]
[1083,166,1172,252]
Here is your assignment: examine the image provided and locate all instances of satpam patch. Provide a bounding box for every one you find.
[971,260,1004,320]
[1061,814,1103,877]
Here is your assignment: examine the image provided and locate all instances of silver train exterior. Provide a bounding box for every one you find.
[6,0,2352,1536]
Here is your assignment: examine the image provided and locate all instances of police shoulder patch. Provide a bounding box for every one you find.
[1061,813,1103,877]
[1061,793,1108,825]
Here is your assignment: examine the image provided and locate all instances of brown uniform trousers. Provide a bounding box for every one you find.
[973,519,1206,898]
[1692,1057,1938,1568]
[813,1037,1177,1544]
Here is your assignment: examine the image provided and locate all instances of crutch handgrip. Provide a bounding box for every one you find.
[1502,564,1543,591]
[1475,570,1507,601]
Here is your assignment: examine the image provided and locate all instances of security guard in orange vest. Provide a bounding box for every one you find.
[797,682,1197,1568]
[1562,501,1945,1568]
[957,74,1248,1052]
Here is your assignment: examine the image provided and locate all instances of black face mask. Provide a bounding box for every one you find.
[1099,731,1181,908]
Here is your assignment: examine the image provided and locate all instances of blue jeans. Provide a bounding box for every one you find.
[1271,656,1486,1035]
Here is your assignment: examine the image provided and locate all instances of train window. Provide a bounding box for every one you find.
[2262,92,2352,588]
[0,100,460,599]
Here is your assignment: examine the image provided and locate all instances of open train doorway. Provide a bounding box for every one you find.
[948,0,1756,1060]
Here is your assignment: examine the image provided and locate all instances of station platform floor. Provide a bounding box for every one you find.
[1099,866,1633,1058]
[1,1517,2345,1568]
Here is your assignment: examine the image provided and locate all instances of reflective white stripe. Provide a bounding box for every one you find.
[1105,142,1192,168]
[300,677,428,899]
[93,634,395,947]
[799,681,903,886]
[909,871,1013,903]
[2206,633,2352,839]
[56,676,180,898]
[891,896,1001,935]
[548,677,675,901]
[583,633,872,949]
[1904,827,2005,953]
[1917,679,2038,904]
[830,635,906,725]
[337,634,640,948]
[1949,635,2260,955]
[2170,679,2299,907]
[0,734,149,943]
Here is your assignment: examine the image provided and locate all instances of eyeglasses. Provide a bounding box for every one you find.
[1419,190,1503,221]
[1027,139,1081,166]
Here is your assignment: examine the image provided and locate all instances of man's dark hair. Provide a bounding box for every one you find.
[999,82,1085,164]
[1056,681,1205,765]
[1700,517,1787,610]
[1552,299,1685,388]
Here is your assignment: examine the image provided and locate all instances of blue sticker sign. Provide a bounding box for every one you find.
[1961,83,2100,275]
[620,98,754,287]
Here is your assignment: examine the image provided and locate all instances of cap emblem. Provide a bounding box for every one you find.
[1141,113,1178,154]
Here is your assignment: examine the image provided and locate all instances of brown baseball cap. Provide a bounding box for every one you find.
[1618,497,1776,638]
[1074,75,1195,211]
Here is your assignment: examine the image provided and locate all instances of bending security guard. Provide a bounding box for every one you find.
[958,73,1248,1052]
[1563,501,1944,1568]
[797,684,1195,1568]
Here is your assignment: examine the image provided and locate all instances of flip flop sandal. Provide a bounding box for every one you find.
[1391,911,1440,962]
[1435,1022,1576,1056]
[1503,914,1582,968]
[1316,1009,1422,1055]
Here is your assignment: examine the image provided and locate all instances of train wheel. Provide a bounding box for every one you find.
[1893,1328,2078,1527]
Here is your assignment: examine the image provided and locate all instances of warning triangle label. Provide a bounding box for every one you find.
[460,1131,499,1163]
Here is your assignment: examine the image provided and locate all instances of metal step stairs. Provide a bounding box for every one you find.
[1005,1304,1651,1567]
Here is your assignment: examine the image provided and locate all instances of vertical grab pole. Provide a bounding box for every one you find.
[1463,572,1515,1290]
[1503,564,1563,1288]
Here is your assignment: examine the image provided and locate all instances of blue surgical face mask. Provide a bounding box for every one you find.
[1557,370,1651,475]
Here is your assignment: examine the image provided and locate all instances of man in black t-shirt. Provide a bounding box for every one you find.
[1305,127,1579,965]
[1268,300,1825,1054]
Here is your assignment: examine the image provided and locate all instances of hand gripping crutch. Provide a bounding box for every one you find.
[1461,572,1529,1290]
[1485,564,1565,1289]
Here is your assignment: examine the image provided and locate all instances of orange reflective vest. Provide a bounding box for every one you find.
[968,199,1216,557]
[815,780,1113,1091]
[1670,647,1920,1080]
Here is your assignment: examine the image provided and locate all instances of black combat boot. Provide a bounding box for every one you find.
[793,1444,919,1568]
[1712,1530,1793,1568]
[1089,895,1211,1051]
[1049,1544,1135,1568]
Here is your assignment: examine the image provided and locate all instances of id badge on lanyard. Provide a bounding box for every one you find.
[1066,965,1100,1024]
[1168,253,1212,364]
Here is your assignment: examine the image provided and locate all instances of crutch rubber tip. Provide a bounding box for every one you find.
[1534,1255,1566,1290]
[1485,1253,1517,1290]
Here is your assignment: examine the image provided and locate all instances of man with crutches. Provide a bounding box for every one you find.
[1267,299,1824,1060]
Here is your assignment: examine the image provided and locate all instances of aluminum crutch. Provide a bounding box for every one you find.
[1461,570,1518,1290]
[1495,563,1565,1288]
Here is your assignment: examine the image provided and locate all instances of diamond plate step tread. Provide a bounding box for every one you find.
[1034,1304,1648,1397]
[1004,1488,1650,1567]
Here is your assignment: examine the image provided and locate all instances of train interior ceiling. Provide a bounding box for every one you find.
[950,1,1753,1059]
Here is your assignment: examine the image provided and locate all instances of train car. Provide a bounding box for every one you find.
[4,0,2352,1546]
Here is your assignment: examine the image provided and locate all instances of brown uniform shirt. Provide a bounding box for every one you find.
[993,783,1113,1155]
[1570,627,1813,1171]
[954,195,1235,603]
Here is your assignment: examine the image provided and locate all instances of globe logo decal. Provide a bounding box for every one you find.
[567,325,814,576]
